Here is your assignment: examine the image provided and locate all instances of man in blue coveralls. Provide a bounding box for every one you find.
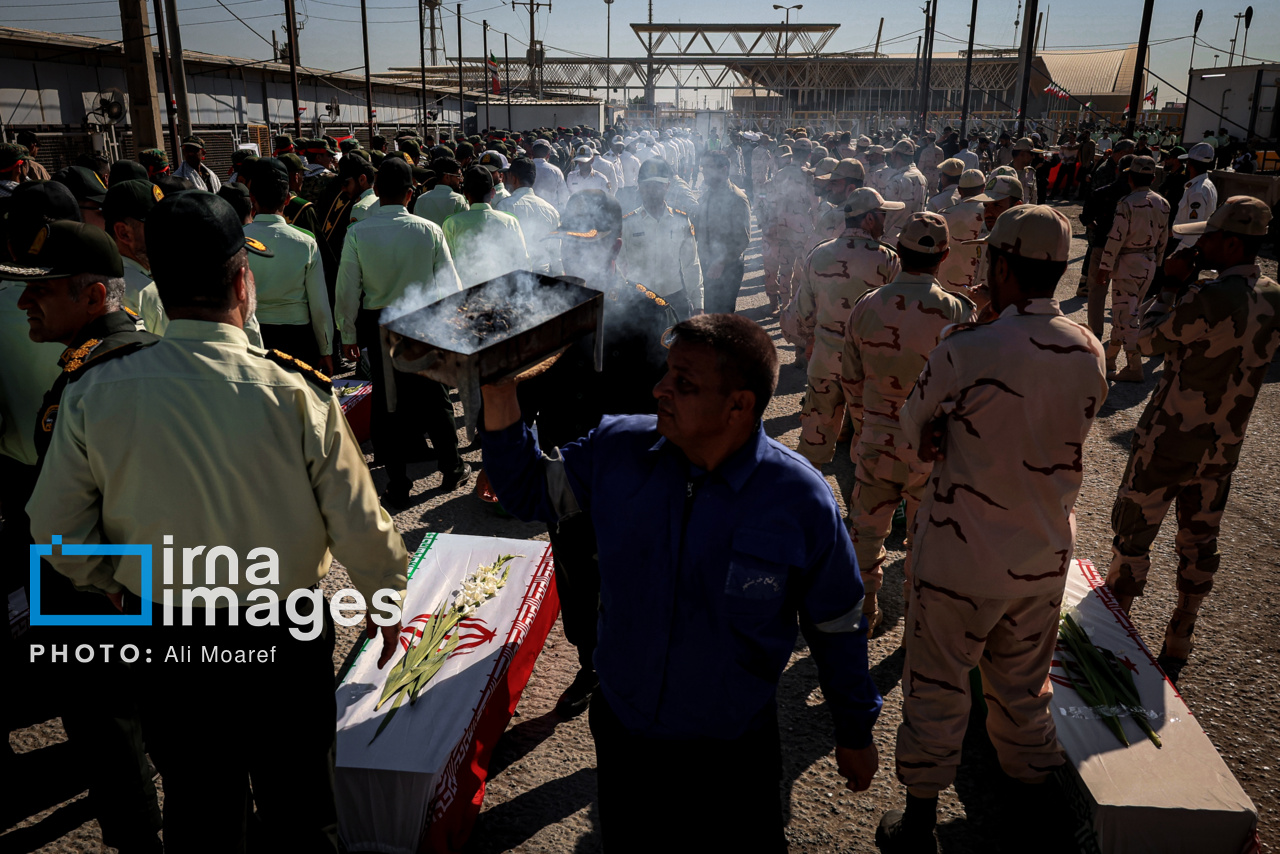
[480,313,882,851]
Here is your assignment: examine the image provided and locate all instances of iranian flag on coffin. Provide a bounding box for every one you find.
[335,533,559,853]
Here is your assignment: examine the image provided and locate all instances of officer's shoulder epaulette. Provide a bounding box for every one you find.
[622,208,640,219]
[264,348,332,391]
[670,207,689,217]
[64,334,160,380]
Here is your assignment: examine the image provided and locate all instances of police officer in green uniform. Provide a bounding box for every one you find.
[279,152,325,238]
[27,191,409,853]
[1,219,164,853]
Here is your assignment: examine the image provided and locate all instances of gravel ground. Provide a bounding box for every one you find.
[6,202,1278,853]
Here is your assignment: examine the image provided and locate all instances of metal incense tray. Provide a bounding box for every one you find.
[383,271,605,428]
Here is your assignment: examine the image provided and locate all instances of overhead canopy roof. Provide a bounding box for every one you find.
[1038,46,1140,96]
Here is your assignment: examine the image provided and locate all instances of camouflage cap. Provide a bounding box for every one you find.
[792,137,814,151]
[844,187,905,218]
[989,165,1019,180]
[972,174,1024,202]
[810,157,840,180]
[139,148,169,170]
[1011,137,1043,153]
[866,145,885,156]
[0,143,27,170]
[774,145,793,158]
[830,159,865,180]
[891,138,916,156]
[856,135,872,147]
[963,204,1070,262]
[938,157,965,177]
[339,138,361,153]
[958,168,987,189]
[1172,194,1272,237]
[1163,145,1187,160]
[1126,155,1157,176]
[272,134,294,151]
[897,211,949,254]
[181,135,206,151]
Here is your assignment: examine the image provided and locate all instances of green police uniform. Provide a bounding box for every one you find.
[348,187,379,224]
[243,214,333,365]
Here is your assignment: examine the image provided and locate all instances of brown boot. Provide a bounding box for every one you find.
[1113,350,1144,382]
[1163,593,1206,661]
[863,592,882,634]
[1104,342,1121,379]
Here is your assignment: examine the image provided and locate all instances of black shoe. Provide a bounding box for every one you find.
[1156,642,1188,685]
[440,462,473,492]
[876,810,938,853]
[555,668,599,718]
[382,481,412,509]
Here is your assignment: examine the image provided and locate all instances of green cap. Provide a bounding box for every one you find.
[339,138,361,153]
[250,157,290,192]
[0,143,28,171]
[0,220,123,281]
[278,153,306,175]
[231,149,259,168]
[54,165,109,204]
[181,135,206,151]
[146,191,272,286]
[103,179,164,226]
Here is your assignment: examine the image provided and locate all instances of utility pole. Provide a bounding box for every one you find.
[505,33,513,129]
[959,0,978,137]
[920,0,937,132]
[284,0,303,136]
[117,0,163,150]
[1014,0,1040,136]
[151,0,181,156]
[605,0,613,103]
[873,17,884,55]
[647,0,655,112]
[360,0,375,139]
[482,20,491,132]
[1228,10,1244,66]
[429,2,440,65]
[511,0,551,99]
[1124,0,1155,138]
[164,0,192,137]
[419,0,428,136]
[457,4,466,135]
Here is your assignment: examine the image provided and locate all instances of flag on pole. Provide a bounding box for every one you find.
[487,53,501,95]
[1084,101,1093,110]
[1123,103,1131,117]
[1143,86,1158,105]
[1044,82,1070,99]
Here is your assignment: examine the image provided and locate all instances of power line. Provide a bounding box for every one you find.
[212,0,277,48]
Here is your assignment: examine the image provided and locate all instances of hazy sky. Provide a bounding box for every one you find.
[12,0,1277,106]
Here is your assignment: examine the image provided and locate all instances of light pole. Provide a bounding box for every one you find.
[773,4,802,122]
[605,0,613,103]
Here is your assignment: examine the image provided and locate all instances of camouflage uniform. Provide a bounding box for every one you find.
[881,164,928,242]
[1098,186,1170,361]
[761,165,813,304]
[866,162,890,195]
[790,227,900,466]
[917,143,943,195]
[936,198,985,295]
[896,295,1107,795]
[300,167,339,204]
[1108,263,1280,658]
[842,271,973,603]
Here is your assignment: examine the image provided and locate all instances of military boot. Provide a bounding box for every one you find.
[1104,341,1121,379]
[876,794,939,853]
[1113,350,1144,382]
[1159,591,1205,682]
[864,592,882,635]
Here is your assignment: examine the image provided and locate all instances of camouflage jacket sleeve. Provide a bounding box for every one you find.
[791,260,819,345]
[840,306,866,420]
[1099,197,1130,273]
[1137,284,1211,356]
[898,334,960,453]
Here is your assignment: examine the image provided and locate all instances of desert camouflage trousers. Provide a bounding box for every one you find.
[797,375,857,467]
[1108,257,1158,350]
[896,584,1065,796]
[849,441,929,595]
[762,234,807,302]
[1107,444,1234,658]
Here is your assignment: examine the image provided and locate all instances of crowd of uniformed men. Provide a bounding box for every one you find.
[0,114,1276,853]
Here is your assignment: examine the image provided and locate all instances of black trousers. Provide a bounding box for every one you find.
[259,322,322,369]
[5,456,163,853]
[137,600,339,854]
[702,258,746,315]
[547,512,600,671]
[589,692,787,853]
[356,307,462,488]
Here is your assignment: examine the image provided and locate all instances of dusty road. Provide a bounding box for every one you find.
[6,201,1278,853]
